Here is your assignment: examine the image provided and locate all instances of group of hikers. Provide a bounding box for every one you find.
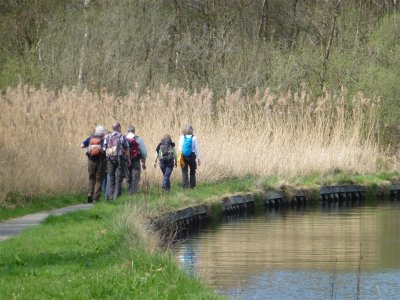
[80,123,201,203]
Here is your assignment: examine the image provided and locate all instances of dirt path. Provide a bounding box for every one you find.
[0,204,93,242]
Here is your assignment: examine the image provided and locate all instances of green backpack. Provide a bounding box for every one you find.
[159,138,174,163]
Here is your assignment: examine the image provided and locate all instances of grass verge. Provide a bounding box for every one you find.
[1,172,399,299]
[0,193,86,222]
[0,203,221,299]
[1,171,399,222]
[0,179,260,299]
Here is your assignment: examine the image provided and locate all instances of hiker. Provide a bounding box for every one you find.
[80,125,106,203]
[125,125,147,195]
[102,130,111,199]
[154,134,177,191]
[178,125,201,189]
[104,122,130,200]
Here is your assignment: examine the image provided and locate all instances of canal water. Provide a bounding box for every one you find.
[176,201,400,299]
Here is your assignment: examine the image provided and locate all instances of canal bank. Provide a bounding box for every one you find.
[151,181,400,237]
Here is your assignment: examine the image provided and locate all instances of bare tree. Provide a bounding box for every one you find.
[77,0,90,92]
[320,0,341,90]
[289,0,300,49]
[258,0,269,42]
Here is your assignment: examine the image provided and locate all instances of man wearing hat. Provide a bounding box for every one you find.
[80,125,106,203]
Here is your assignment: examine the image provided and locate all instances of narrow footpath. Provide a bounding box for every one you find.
[0,203,93,241]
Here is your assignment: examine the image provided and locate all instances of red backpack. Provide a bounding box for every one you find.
[127,136,141,159]
[88,137,102,157]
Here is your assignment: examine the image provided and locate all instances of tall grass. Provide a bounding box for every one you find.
[0,85,385,201]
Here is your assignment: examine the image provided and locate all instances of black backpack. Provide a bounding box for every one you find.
[159,138,174,163]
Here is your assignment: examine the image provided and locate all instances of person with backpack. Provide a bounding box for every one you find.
[104,122,130,200]
[154,134,177,191]
[80,125,106,203]
[125,125,147,195]
[178,125,201,189]
[102,130,111,199]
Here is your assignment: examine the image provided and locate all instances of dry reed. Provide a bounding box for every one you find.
[0,84,385,201]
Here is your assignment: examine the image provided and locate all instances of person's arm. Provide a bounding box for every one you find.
[102,135,108,152]
[80,137,91,148]
[153,152,158,168]
[138,138,147,169]
[193,136,201,166]
[178,135,183,154]
[173,147,178,167]
[154,144,160,168]
[138,138,148,160]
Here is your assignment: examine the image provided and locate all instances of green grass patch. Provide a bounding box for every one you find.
[0,203,222,299]
[0,193,86,222]
[113,177,259,218]
[287,171,400,189]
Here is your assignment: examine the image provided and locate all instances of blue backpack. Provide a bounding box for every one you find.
[182,135,193,157]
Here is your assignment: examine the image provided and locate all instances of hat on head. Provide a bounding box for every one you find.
[127,125,136,133]
[94,125,105,136]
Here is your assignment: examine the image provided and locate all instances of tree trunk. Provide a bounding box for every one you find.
[77,0,90,93]
[258,0,269,43]
[289,0,300,49]
[172,0,186,71]
[320,1,340,90]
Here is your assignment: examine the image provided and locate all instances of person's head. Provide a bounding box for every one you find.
[112,122,121,133]
[163,134,172,143]
[94,125,106,137]
[183,124,193,135]
[127,125,136,133]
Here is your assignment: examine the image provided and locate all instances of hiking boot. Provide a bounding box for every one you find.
[87,195,93,203]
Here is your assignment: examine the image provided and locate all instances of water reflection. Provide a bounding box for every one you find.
[176,201,400,299]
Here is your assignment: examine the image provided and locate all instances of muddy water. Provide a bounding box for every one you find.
[176,201,400,299]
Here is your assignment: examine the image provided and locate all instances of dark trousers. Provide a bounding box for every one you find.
[102,172,108,198]
[182,153,197,189]
[126,159,141,195]
[107,157,126,200]
[159,160,174,190]
[88,158,106,201]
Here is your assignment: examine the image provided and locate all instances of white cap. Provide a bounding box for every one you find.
[94,125,105,136]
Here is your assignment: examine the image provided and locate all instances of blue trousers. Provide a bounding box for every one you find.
[159,160,174,190]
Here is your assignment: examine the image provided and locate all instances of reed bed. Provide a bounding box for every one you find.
[0,85,384,201]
